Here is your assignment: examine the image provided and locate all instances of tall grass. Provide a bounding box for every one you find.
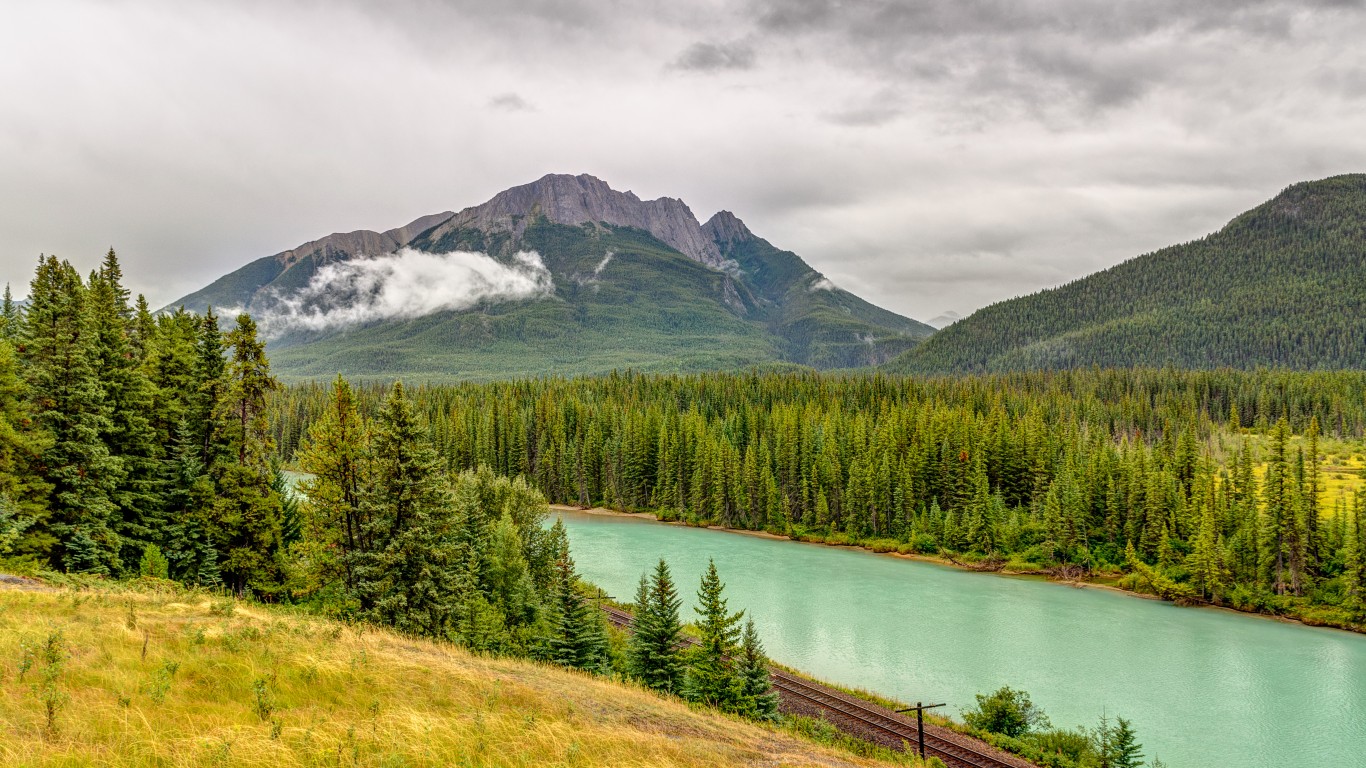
[0,583,905,767]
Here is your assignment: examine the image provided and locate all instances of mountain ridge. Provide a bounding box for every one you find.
[171,174,934,380]
[888,173,1366,373]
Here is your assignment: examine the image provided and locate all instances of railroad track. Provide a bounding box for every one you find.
[598,605,1034,768]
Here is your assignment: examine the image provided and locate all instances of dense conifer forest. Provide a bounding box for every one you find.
[269,369,1366,630]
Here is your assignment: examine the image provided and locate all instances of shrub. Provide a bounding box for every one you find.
[963,686,1050,739]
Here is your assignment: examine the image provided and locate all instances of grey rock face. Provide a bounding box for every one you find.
[274,211,455,268]
[436,173,725,267]
[702,210,754,250]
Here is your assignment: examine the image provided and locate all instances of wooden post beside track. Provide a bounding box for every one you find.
[896,701,946,760]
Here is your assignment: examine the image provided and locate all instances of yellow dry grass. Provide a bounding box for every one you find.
[1220,432,1365,516]
[0,584,895,768]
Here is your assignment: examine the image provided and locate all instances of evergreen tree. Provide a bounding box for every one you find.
[192,309,228,468]
[354,382,461,637]
[89,253,162,573]
[0,284,19,341]
[159,419,219,585]
[548,551,608,672]
[295,376,370,603]
[686,559,743,710]
[626,558,685,694]
[1261,418,1293,595]
[209,314,284,596]
[0,338,52,557]
[22,256,120,573]
[1095,714,1145,768]
[737,618,779,720]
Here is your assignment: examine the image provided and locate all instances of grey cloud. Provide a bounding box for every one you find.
[672,40,757,72]
[489,93,534,111]
[747,0,1364,118]
[823,90,903,127]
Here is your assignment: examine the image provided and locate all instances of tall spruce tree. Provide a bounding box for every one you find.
[686,559,743,710]
[209,314,284,596]
[0,284,19,341]
[22,257,120,573]
[193,308,228,469]
[1261,418,1293,595]
[0,338,52,557]
[89,253,162,572]
[626,558,685,694]
[160,419,220,585]
[354,382,461,637]
[548,550,608,673]
[295,375,370,602]
[737,618,779,720]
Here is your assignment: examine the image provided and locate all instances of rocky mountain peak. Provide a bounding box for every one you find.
[441,173,724,267]
[702,210,754,249]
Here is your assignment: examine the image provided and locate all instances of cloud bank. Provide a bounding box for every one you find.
[1,1,1363,320]
[253,248,553,337]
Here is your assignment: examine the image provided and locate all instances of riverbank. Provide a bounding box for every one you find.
[550,504,1366,635]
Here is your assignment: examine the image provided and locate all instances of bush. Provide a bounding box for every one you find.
[963,686,1050,739]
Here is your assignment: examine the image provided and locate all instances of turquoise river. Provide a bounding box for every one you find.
[556,510,1366,768]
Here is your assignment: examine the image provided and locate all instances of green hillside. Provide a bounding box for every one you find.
[889,174,1366,374]
[709,213,932,368]
[267,222,788,382]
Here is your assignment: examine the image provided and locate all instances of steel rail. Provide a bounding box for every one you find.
[597,604,1033,768]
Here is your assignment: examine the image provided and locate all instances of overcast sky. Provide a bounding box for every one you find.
[2,0,1364,320]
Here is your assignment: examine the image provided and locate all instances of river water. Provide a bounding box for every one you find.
[556,510,1366,768]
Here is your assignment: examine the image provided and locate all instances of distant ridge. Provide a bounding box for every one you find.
[172,174,935,381]
[888,174,1366,373]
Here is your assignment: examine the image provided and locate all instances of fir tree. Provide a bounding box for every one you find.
[354,382,461,637]
[0,338,52,557]
[295,376,369,599]
[737,618,779,720]
[548,551,608,672]
[0,284,19,341]
[686,559,743,710]
[626,558,685,694]
[1095,714,1145,768]
[22,256,120,573]
[209,314,284,596]
[89,254,162,573]
[159,419,219,585]
[192,308,228,469]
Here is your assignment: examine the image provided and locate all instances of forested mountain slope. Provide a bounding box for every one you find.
[889,174,1366,373]
[171,174,933,380]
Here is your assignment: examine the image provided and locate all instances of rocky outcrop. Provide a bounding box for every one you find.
[275,211,454,268]
[431,174,725,267]
[702,210,755,251]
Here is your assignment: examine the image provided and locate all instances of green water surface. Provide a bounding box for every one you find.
[557,511,1366,768]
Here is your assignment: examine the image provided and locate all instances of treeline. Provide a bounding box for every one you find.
[271,369,1366,627]
[894,174,1366,373]
[0,251,283,592]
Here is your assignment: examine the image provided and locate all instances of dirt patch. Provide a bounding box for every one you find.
[0,573,55,591]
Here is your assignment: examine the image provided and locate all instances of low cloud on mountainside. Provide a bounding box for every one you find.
[252,249,554,337]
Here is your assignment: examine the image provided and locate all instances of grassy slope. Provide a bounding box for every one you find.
[890,174,1366,374]
[0,583,901,768]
